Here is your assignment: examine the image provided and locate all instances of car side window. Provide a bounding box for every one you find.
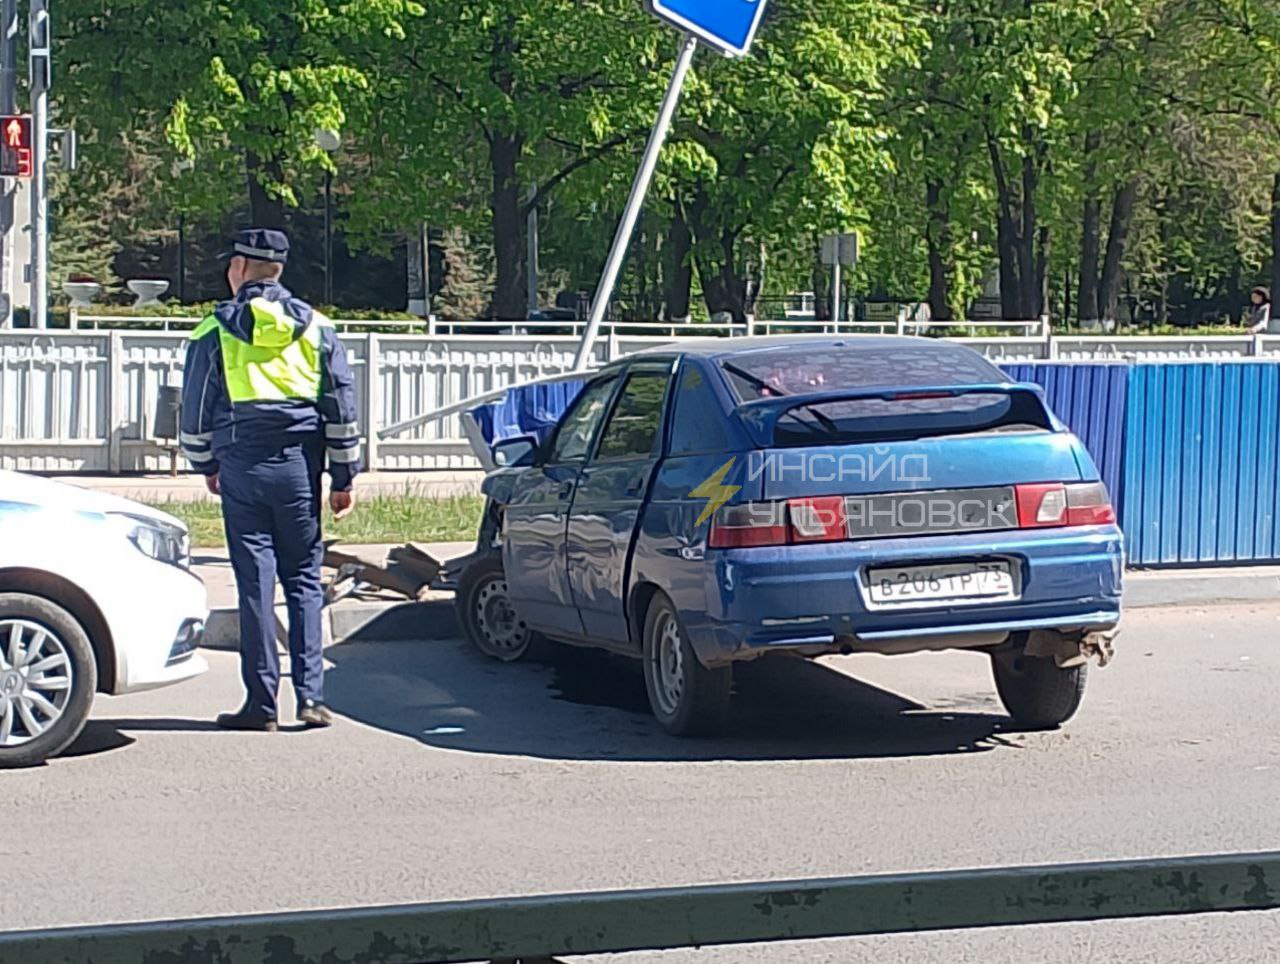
[669,360,733,455]
[595,370,672,461]
[548,377,617,462]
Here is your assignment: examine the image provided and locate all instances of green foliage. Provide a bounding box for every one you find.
[45,0,1280,326]
[61,0,421,220]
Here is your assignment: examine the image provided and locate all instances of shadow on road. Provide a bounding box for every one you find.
[64,717,228,761]
[324,639,1018,763]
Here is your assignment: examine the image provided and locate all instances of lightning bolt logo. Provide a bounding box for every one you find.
[691,458,740,526]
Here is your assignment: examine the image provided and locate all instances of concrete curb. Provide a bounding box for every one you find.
[203,597,459,650]
[1124,568,1280,608]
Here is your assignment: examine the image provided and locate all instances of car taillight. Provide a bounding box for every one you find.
[709,496,850,548]
[708,502,789,548]
[1065,481,1116,525]
[1015,482,1115,528]
[787,496,848,543]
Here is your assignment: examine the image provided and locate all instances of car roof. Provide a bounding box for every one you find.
[626,334,975,362]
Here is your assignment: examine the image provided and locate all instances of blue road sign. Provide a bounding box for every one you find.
[647,0,768,57]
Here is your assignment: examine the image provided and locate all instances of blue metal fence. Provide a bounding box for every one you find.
[1123,363,1280,566]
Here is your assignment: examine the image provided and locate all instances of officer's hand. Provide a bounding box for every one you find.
[205,473,221,497]
[330,489,355,520]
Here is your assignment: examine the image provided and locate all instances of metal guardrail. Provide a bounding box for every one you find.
[3,852,1277,963]
[63,311,1048,338]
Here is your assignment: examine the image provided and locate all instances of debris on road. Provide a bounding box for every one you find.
[322,542,446,604]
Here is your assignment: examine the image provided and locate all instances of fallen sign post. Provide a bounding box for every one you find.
[572,0,770,371]
[4,851,1278,963]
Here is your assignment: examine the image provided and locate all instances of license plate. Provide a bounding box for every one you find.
[865,561,1017,608]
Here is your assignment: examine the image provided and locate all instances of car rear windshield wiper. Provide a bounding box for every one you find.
[723,362,787,398]
[779,404,841,439]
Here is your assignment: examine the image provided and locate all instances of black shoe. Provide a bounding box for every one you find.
[297,699,334,729]
[216,705,278,732]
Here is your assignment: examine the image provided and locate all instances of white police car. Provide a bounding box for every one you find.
[0,470,208,767]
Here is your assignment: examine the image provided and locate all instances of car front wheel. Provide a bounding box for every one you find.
[990,649,1087,730]
[455,553,546,662]
[642,593,730,737]
[0,593,97,768]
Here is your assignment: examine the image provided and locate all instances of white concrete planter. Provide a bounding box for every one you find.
[62,282,101,308]
[127,279,170,308]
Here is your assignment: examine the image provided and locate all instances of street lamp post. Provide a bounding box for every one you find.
[323,169,332,306]
[171,158,193,304]
[314,129,340,307]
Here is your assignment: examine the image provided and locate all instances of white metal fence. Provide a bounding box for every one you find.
[3,324,1280,473]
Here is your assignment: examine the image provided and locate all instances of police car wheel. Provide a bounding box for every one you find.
[456,554,543,663]
[0,593,97,769]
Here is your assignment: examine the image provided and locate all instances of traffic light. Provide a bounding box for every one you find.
[0,116,32,178]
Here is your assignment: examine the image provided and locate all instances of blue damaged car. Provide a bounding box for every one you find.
[456,337,1123,736]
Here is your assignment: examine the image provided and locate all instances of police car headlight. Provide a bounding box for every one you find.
[112,514,190,569]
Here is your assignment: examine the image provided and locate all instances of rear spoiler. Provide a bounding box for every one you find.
[734,382,1056,446]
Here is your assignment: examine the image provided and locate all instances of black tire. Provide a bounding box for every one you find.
[0,593,98,768]
[990,650,1087,730]
[455,553,547,662]
[641,592,731,737]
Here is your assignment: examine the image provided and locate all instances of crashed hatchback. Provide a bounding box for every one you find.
[457,337,1123,736]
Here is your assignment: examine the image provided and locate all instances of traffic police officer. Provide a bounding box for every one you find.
[180,229,362,731]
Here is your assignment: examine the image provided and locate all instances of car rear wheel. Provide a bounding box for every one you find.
[642,593,730,737]
[456,554,546,662]
[990,650,1087,730]
[0,593,97,768]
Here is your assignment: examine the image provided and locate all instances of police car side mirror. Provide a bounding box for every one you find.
[492,436,538,468]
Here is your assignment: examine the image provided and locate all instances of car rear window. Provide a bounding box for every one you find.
[719,346,1051,445]
[771,391,1052,446]
[721,345,1006,401]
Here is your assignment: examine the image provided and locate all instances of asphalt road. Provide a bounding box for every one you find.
[5,601,1280,962]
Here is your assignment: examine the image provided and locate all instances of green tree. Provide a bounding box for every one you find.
[348,0,663,320]
[653,0,923,323]
[60,0,419,225]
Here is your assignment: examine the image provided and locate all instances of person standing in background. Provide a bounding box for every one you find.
[1248,287,1272,334]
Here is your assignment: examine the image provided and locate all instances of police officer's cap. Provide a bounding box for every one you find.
[221,228,290,264]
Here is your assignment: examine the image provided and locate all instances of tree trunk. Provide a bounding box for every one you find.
[698,232,748,323]
[1036,225,1051,322]
[987,136,1021,320]
[925,180,955,321]
[1271,172,1280,303]
[245,152,286,227]
[489,132,526,321]
[1018,148,1040,319]
[1099,179,1139,323]
[663,200,693,322]
[1077,135,1102,326]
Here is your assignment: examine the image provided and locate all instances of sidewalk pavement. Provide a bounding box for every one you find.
[1124,566,1280,608]
[192,540,1280,650]
[57,470,485,504]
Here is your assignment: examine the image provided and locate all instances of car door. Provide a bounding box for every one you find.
[502,374,620,636]
[566,362,675,645]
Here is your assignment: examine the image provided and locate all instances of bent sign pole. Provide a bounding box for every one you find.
[572,34,698,371]
[572,0,769,371]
